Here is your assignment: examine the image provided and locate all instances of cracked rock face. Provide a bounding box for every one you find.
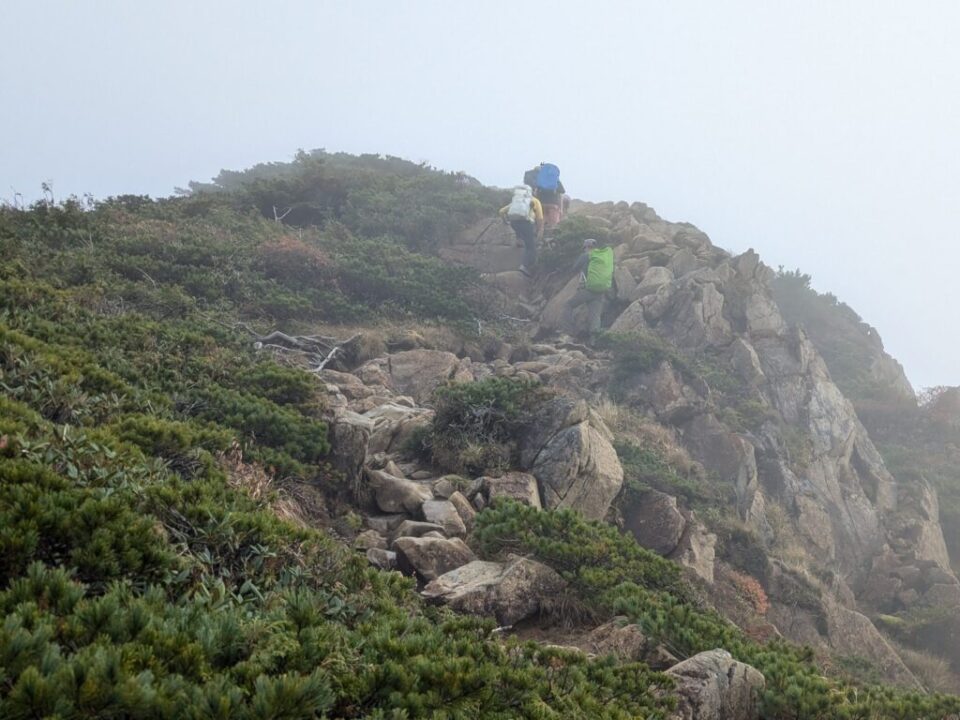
[666,650,764,720]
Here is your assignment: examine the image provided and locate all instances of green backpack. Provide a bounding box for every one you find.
[585,247,614,292]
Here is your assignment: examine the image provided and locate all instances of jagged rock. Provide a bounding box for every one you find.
[637,361,707,424]
[743,292,785,338]
[366,469,432,514]
[422,556,566,626]
[620,256,652,280]
[641,282,677,322]
[432,476,456,498]
[730,338,765,385]
[682,414,760,521]
[321,369,375,400]
[518,397,590,468]
[613,265,637,301]
[387,349,464,402]
[365,514,406,535]
[633,266,674,299]
[366,548,397,571]
[608,298,648,333]
[364,402,433,455]
[668,247,704,277]
[353,529,387,551]
[482,472,542,508]
[669,511,716,584]
[393,536,476,582]
[532,421,623,521]
[330,410,372,484]
[421,499,467,537]
[584,618,646,659]
[657,279,733,348]
[448,491,477,532]
[666,650,764,720]
[391,520,446,540]
[540,275,581,329]
[623,489,686,556]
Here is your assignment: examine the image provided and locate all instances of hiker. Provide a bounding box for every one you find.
[563,237,614,341]
[524,163,565,230]
[499,184,543,276]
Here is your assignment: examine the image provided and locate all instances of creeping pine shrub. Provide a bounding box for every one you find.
[427,377,552,475]
[473,501,960,720]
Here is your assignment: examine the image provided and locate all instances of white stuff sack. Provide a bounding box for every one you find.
[506,185,534,222]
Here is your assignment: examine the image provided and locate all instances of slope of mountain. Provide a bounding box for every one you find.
[2,150,959,718]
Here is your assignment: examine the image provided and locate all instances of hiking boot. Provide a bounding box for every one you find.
[518,265,532,278]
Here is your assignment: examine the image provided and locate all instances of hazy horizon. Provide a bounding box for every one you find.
[4,1,958,389]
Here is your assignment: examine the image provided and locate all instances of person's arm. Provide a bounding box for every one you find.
[571,251,589,275]
[499,204,509,222]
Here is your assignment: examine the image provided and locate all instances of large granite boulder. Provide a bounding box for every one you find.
[365,468,432,514]
[387,349,469,402]
[330,409,372,484]
[532,420,623,521]
[481,472,542,508]
[422,556,566,626]
[393,536,476,582]
[421,499,467,537]
[623,489,686,556]
[666,650,764,720]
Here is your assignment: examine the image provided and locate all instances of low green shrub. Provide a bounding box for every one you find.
[427,377,552,475]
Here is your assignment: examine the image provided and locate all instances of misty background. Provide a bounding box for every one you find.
[3,1,958,389]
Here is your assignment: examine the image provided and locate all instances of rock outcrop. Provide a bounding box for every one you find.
[667,650,764,720]
[422,556,566,626]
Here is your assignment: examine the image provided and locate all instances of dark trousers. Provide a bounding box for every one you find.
[510,219,537,269]
[564,286,606,334]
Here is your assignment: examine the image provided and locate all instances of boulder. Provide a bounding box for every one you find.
[613,265,637,301]
[582,617,650,662]
[608,298,648,334]
[518,397,590,469]
[633,266,674,299]
[364,403,433,455]
[366,548,397,571]
[353,529,387,551]
[541,275,581,330]
[387,349,462,402]
[432,476,456,499]
[482,472,542,509]
[532,421,624,521]
[669,512,717,584]
[330,410,372,483]
[667,650,764,720]
[448,491,477,533]
[668,247,704,277]
[421,499,468,537]
[391,520,446,540]
[365,468,432,514]
[393,536,477,582]
[422,556,566,626]
[623,489,686,556]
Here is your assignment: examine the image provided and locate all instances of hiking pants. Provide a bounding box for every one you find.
[542,203,562,230]
[510,218,537,269]
[564,286,606,334]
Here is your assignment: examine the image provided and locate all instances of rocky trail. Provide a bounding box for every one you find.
[270,199,960,713]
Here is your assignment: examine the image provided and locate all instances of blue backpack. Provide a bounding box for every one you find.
[536,163,560,191]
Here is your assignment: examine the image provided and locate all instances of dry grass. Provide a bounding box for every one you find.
[596,398,702,477]
[894,643,960,694]
[218,441,311,528]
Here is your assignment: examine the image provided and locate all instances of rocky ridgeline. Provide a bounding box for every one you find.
[319,198,960,695]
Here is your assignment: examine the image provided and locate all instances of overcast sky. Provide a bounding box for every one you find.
[3,1,958,389]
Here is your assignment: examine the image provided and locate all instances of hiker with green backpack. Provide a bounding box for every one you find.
[563,238,615,341]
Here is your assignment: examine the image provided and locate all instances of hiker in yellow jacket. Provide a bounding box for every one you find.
[499,185,544,277]
[563,238,614,341]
